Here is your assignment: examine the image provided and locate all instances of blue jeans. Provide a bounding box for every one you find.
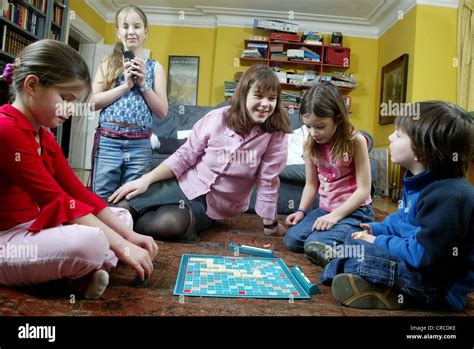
[284,205,374,252]
[320,238,452,310]
[92,135,151,199]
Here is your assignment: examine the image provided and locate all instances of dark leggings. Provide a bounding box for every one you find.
[135,205,191,241]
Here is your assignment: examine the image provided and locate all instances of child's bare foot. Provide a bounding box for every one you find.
[264,223,287,236]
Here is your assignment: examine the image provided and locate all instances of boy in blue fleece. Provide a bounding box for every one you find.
[320,101,474,311]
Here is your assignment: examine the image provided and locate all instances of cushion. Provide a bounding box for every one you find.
[279,165,306,183]
[156,137,186,154]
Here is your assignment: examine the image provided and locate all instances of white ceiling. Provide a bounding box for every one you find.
[84,0,459,38]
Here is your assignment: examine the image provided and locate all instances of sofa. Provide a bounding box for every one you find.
[150,103,376,215]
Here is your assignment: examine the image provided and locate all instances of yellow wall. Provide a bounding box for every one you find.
[210,27,256,106]
[374,5,457,147]
[72,3,457,135]
[411,5,457,102]
[69,0,106,37]
[338,35,378,134]
[102,24,217,106]
[375,6,417,147]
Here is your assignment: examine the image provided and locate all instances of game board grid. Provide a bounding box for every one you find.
[174,254,310,299]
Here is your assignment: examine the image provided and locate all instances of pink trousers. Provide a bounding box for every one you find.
[0,207,132,286]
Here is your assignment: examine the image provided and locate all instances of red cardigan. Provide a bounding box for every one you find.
[0,104,107,232]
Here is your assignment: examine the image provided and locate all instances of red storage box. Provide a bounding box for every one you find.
[325,47,350,66]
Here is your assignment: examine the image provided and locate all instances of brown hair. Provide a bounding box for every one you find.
[226,64,292,135]
[101,5,148,91]
[301,82,354,162]
[11,39,91,99]
[395,101,474,178]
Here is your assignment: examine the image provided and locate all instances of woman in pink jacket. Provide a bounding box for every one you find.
[109,64,292,242]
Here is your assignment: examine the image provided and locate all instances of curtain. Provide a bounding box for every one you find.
[458,0,474,111]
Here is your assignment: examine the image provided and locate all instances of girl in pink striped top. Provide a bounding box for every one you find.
[284,83,373,265]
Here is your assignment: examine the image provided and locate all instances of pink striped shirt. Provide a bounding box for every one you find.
[163,106,288,220]
[314,133,372,212]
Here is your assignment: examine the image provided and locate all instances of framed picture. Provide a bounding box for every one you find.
[167,56,199,106]
[379,54,409,125]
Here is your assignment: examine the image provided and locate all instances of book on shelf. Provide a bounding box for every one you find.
[331,71,356,88]
[281,90,303,104]
[287,49,304,59]
[50,30,60,40]
[270,44,284,53]
[301,31,323,45]
[270,53,288,61]
[54,6,64,25]
[241,48,262,59]
[254,19,298,34]
[1,25,34,55]
[2,0,46,36]
[22,0,47,12]
[299,46,320,61]
[270,32,301,42]
[246,42,268,58]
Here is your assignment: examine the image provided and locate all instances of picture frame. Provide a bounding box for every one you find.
[167,56,199,106]
[379,54,409,125]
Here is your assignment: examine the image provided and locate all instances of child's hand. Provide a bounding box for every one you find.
[127,232,159,259]
[359,223,372,235]
[312,213,339,231]
[108,177,149,204]
[285,211,305,226]
[352,231,375,243]
[115,241,154,281]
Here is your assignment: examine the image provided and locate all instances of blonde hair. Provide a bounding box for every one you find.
[101,5,148,91]
[301,83,354,162]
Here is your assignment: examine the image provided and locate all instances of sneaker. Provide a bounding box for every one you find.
[71,269,109,300]
[304,241,335,267]
[331,273,403,310]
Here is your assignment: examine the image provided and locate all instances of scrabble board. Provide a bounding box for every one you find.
[174,254,310,299]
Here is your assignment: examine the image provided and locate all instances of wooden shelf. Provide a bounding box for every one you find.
[19,1,47,17]
[0,50,16,61]
[271,59,322,66]
[0,0,70,148]
[0,17,40,41]
[236,36,355,115]
[0,1,69,61]
[240,57,267,63]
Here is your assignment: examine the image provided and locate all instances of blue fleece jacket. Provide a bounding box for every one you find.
[369,169,474,311]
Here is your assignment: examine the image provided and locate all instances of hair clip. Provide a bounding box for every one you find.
[0,63,14,85]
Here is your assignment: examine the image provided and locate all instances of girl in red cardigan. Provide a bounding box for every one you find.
[0,40,158,299]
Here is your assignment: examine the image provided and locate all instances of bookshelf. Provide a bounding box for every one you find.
[1,0,69,62]
[239,38,355,111]
[241,39,353,89]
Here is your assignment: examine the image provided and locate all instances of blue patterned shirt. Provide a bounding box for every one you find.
[99,59,157,132]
